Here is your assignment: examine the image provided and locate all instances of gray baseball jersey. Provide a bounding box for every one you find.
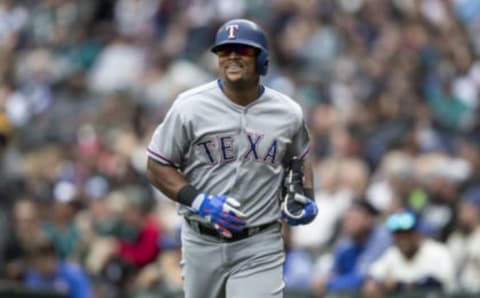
[148,80,310,298]
[147,80,310,226]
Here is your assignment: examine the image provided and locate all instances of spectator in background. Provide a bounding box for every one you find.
[0,112,12,162]
[43,181,82,260]
[116,186,160,269]
[2,199,46,281]
[130,225,183,297]
[99,186,161,291]
[24,240,92,298]
[0,0,28,52]
[283,223,316,292]
[415,154,468,242]
[73,178,116,277]
[0,112,22,259]
[312,200,391,296]
[366,151,417,213]
[363,210,455,298]
[0,111,23,206]
[291,158,369,255]
[459,138,480,189]
[447,186,480,293]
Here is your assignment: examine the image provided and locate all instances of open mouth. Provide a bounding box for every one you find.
[226,63,242,72]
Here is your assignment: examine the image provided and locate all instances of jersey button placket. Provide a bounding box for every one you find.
[240,109,247,133]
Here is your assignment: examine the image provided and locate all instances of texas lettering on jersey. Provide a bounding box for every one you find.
[196,131,279,166]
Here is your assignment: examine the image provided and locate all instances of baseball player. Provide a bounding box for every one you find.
[146,19,318,298]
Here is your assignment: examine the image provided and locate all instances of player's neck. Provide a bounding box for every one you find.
[221,79,261,106]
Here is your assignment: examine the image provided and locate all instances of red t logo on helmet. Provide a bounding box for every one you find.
[226,24,240,39]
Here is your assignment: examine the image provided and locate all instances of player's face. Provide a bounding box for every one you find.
[216,44,258,84]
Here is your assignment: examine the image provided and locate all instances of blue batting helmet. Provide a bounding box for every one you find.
[211,19,269,75]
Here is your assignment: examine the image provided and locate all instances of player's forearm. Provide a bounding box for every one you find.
[146,157,189,202]
[302,156,314,198]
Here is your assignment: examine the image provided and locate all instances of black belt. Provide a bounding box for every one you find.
[184,218,278,242]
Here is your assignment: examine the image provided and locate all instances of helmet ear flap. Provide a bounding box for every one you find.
[256,50,268,75]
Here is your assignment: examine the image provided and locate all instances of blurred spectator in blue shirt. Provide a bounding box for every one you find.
[24,240,92,298]
[283,223,316,291]
[312,200,391,296]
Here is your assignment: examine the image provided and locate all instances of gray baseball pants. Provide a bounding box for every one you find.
[180,219,285,298]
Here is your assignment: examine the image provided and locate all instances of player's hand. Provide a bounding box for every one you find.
[281,192,318,226]
[192,194,247,238]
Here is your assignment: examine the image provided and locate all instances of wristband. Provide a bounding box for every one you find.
[176,185,200,206]
[304,188,314,200]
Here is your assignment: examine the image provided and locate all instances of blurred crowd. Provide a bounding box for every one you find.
[0,0,480,297]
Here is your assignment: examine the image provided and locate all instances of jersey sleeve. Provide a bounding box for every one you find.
[147,100,190,168]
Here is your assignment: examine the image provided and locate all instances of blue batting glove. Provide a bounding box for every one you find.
[281,193,318,226]
[192,194,247,238]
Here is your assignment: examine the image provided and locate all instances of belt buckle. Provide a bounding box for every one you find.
[248,226,260,236]
[186,219,202,235]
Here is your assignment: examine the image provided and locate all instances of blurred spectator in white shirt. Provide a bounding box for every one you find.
[0,0,28,51]
[447,186,480,293]
[363,210,455,298]
[366,151,417,213]
[89,36,146,94]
